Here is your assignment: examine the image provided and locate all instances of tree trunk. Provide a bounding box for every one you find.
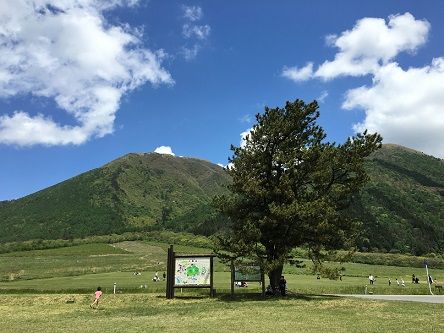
[268,264,283,293]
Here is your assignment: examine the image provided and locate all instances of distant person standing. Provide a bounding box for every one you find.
[388,278,391,286]
[90,286,102,309]
[369,275,374,285]
[279,275,287,296]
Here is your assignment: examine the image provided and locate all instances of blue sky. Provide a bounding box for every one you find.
[1,0,444,200]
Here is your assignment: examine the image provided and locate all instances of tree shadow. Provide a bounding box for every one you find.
[154,290,342,302]
[214,292,340,303]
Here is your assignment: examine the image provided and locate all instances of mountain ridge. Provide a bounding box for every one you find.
[0,145,443,255]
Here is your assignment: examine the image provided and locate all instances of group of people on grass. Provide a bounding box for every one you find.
[265,275,287,296]
[372,273,437,287]
[90,274,288,309]
[152,271,166,282]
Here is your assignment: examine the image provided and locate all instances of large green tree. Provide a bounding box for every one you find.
[214,99,382,289]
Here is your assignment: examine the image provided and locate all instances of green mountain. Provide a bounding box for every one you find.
[0,153,230,242]
[0,145,443,255]
[352,144,444,255]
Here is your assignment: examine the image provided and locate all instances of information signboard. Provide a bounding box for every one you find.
[174,257,211,286]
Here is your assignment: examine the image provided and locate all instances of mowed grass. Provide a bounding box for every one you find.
[0,293,442,333]
[1,241,444,332]
[1,270,440,296]
[0,241,211,282]
[1,241,443,296]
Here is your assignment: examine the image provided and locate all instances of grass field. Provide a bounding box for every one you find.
[0,293,442,333]
[1,241,443,295]
[1,241,444,332]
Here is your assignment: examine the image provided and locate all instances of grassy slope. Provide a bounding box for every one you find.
[0,153,230,242]
[1,241,444,296]
[0,145,442,255]
[352,144,444,254]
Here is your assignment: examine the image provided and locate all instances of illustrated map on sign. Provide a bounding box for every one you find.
[175,257,211,286]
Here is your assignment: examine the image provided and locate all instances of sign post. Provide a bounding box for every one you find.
[166,245,215,299]
[424,260,434,296]
[231,260,265,297]
[166,245,175,299]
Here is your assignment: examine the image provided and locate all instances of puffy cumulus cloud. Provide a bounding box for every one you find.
[282,12,444,157]
[345,59,444,157]
[154,145,175,156]
[0,0,173,146]
[283,13,429,81]
[316,13,429,79]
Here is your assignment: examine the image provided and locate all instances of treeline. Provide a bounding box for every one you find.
[0,230,212,254]
[291,248,444,269]
[349,251,444,269]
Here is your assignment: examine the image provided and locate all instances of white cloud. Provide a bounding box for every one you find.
[344,59,444,157]
[181,44,200,61]
[315,13,429,79]
[317,90,328,103]
[154,146,175,156]
[183,5,203,22]
[281,12,444,157]
[281,63,313,81]
[283,13,429,82]
[0,0,173,146]
[180,5,210,60]
[182,24,211,40]
[240,128,253,148]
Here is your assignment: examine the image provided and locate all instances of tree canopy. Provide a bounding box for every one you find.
[213,99,382,288]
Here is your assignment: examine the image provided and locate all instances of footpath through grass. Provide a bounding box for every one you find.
[0,293,442,333]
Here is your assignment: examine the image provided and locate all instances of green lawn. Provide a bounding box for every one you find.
[0,294,442,333]
[1,241,443,296]
[1,241,444,332]
[1,270,440,296]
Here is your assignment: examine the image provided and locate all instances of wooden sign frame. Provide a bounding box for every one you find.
[166,245,216,299]
[230,259,266,297]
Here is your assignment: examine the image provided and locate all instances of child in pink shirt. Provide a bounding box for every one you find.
[90,286,102,309]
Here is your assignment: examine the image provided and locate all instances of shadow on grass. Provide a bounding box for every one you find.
[216,291,340,303]
[156,295,209,300]
[152,290,341,303]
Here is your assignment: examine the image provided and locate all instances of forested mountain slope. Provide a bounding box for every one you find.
[0,145,442,255]
[0,153,230,242]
